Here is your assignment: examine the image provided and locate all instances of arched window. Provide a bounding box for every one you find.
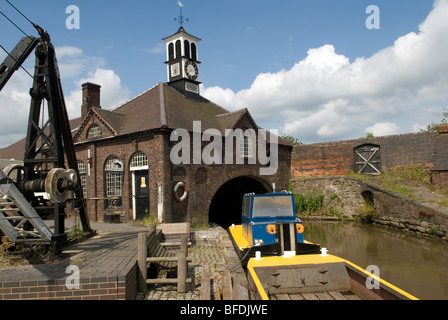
[184,40,190,59]
[168,43,174,61]
[77,160,87,197]
[130,152,148,171]
[105,156,123,207]
[175,40,181,59]
[87,124,102,139]
[191,43,197,61]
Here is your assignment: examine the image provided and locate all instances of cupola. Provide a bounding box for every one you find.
[163,4,202,98]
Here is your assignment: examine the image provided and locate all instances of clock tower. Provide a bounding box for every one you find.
[163,26,202,97]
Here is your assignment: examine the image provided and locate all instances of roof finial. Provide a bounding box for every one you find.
[174,1,189,27]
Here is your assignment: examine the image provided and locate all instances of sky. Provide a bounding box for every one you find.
[0,0,446,150]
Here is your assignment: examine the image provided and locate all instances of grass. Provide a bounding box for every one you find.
[293,191,342,218]
[1,243,57,269]
[442,198,448,207]
[67,223,87,243]
[348,165,448,209]
[359,201,375,223]
[133,210,160,227]
[348,165,430,198]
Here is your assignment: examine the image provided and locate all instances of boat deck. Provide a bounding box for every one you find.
[271,291,362,300]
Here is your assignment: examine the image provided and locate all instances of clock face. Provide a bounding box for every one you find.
[184,60,198,80]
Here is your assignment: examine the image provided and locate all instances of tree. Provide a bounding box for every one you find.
[281,134,303,146]
[423,108,448,132]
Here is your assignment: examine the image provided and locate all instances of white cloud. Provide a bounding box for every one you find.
[56,46,83,58]
[202,0,448,143]
[0,47,129,149]
[65,68,131,119]
[0,68,34,149]
[56,46,106,79]
[365,122,400,137]
[143,43,165,54]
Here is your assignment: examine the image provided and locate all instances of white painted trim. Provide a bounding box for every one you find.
[131,171,136,220]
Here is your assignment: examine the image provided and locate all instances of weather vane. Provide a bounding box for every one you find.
[175,1,189,27]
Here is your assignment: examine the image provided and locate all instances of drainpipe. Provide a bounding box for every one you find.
[169,133,173,223]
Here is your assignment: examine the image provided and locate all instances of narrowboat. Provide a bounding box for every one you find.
[228,191,419,300]
[228,191,321,265]
[246,254,419,300]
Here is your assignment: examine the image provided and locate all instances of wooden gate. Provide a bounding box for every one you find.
[354,144,381,175]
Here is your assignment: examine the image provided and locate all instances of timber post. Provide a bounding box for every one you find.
[177,235,188,293]
[137,232,148,292]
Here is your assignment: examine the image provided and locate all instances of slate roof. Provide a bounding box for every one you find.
[0,83,291,161]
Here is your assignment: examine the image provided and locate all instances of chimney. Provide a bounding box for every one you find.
[81,82,101,119]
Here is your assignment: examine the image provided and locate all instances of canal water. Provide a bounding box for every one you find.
[303,220,448,300]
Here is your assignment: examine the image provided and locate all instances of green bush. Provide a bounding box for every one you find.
[294,192,324,216]
[359,202,375,223]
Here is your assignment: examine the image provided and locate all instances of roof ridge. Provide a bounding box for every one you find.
[111,83,162,113]
[159,83,167,127]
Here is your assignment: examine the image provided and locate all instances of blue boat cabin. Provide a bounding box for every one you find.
[241,192,304,253]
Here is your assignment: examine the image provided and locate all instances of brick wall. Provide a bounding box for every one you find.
[432,171,448,189]
[171,142,292,226]
[290,177,448,238]
[292,131,437,179]
[75,130,171,223]
[75,126,292,226]
[0,262,137,300]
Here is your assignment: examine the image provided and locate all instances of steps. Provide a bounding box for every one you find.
[0,169,53,244]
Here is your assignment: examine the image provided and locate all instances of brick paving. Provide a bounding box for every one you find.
[142,227,247,300]
[0,220,248,300]
[0,230,144,300]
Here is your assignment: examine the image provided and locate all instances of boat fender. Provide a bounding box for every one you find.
[296,223,305,234]
[173,182,188,201]
[266,224,277,235]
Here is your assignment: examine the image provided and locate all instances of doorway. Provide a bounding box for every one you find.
[133,170,149,220]
[130,152,149,220]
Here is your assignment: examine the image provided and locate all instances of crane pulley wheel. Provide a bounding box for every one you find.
[44,168,78,204]
[2,163,25,184]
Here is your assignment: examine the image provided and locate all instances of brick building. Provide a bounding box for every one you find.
[0,26,292,228]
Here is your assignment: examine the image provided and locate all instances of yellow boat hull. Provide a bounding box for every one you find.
[247,254,419,300]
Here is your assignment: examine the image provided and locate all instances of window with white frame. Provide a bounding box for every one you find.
[77,160,87,197]
[87,124,102,139]
[105,156,123,207]
[239,130,254,158]
[130,152,148,170]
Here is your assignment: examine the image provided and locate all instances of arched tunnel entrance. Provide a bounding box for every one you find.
[209,176,269,229]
